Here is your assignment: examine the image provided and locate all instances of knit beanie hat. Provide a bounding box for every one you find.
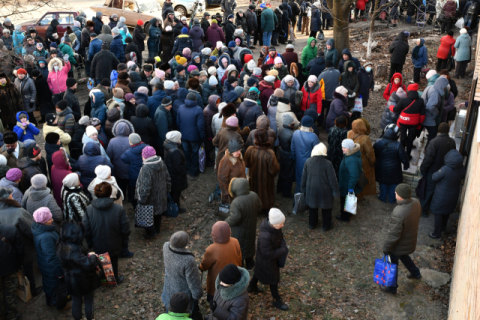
[169,292,189,313]
[341,139,355,149]
[308,75,318,83]
[31,174,47,189]
[66,78,77,88]
[186,92,197,101]
[125,93,135,101]
[86,126,97,137]
[142,146,156,159]
[301,115,313,128]
[269,208,285,225]
[0,155,6,166]
[113,87,124,99]
[56,99,68,111]
[247,77,258,87]
[176,65,185,73]
[170,231,189,249]
[137,86,149,95]
[228,139,242,153]
[234,86,245,97]
[245,90,259,101]
[201,47,212,55]
[253,67,262,76]
[162,97,173,107]
[283,113,294,127]
[111,27,120,35]
[209,76,218,86]
[100,78,111,86]
[33,207,52,224]
[426,70,437,80]
[45,113,57,125]
[395,183,411,199]
[335,86,348,96]
[407,84,419,92]
[264,75,275,83]
[6,168,22,182]
[164,80,175,90]
[227,76,237,84]
[219,264,242,285]
[187,65,198,73]
[460,28,467,34]
[274,57,282,64]
[438,122,450,134]
[45,132,60,145]
[247,60,256,71]
[94,182,112,198]
[166,131,182,143]
[129,133,141,145]
[397,87,407,98]
[225,116,238,127]
[79,115,90,126]
[208,66,217,75]
[63,173,79,188]
[176,56,187,65]
[181,27,188,34]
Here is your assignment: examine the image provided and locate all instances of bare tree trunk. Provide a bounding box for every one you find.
[367,0,380,59]
[326,0,354,66]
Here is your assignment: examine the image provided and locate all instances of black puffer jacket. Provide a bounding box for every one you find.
[254,219,288,285]
[130,104,159,149]
[163,140,188,193]
[420,133,456,174]
[133,25,146,52]
[46,19,60,47]
[430,150,465,215]
[83,198,130,257]
[373,127,410,185]
[389,31,410,65]
[0,223,24,276]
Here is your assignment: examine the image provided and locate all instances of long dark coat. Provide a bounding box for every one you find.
[0,77,21,129]
[34,75,55,116]
[278,125,295,183]
[373,128,409,185]
[327,126,348,178]
[301,155,340,209]
[163,140,188,193]
[160,30,174,64]
[136,156,171,215]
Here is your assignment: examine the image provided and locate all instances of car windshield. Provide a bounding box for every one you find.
[137,0,161,12]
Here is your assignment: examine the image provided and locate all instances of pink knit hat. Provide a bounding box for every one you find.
[33,207,52,224]
[187,65,198,73]
[137,86,149,95]
[183,47,191,56]
[274,57,283,65]
[155,69,165,79]
[6,168,22,182]
[225,116,238,127]
[142,146,156,159]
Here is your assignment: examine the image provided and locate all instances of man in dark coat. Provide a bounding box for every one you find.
[277,113,296,198]
[337,48,361,74]
[306,51,326,76]
[225,178,262,270]
[83,182,131,283]
[224,15,236,45]
[245,5,258,49]
[63,78,81,121]
[201,12,211,35]
[163,131,187,212]
[45,19,60,48]
[388,31,410,80]
[154,97,173,158]
[357,62,375,108]
[419,123,456,217]
[382,184,422,294]
[130,104,159,152]
[248,208,289,311]
[17,145,47,193]
[93,12,104,35]
[0,73,21,130]
[90,42,120,85]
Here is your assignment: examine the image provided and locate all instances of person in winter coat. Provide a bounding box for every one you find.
[92,11,104,35]
[422,76,449,143]
[203,95,220,164]
[302,37,317,75]
[429,149,465,239]
[207,264,250,319]
[189,20,205,53]
[221,0,237,21]
[31,207,64,306]
[82,125,109,161]
[383,72,407,102]
[201,12,211,35]
[276,94,299,135]
[0,168,23,204]
[46,19,60,47]
[327,116,348,178]
[153,96,174,158]
[120,133,147,206]
[237,91,263,130]
[47,57,71,103]
[22,173,62,225]
[454,28,471,78]
[420,123,456,217]
[87,165,124,207]
[388,31,410,80]
[106,120,134,195]
[148,82,170,120]
[436,31,456,72]
[309,3,321,38]
[0,73,21,130]
[357,62,375,108]
[301,143,340,230]
[172,28,194,57]
[205,20,226,45]
[374,124,410,203]
[340,61,359,110]
[380,87,406,130]
[324,39,338,66]
[110,28,125,62]
[77,142,113,191]
[409,38,428,84]
[199,222,242,305]
[336,139,363,221]
[306,51,326,76]
[147,18,161,58]
[31,70,55,122]
[90,42,120,85]
[216,138,246,205]
[156,292,191,320]
[281,44,298,71]
[14,69,37,124]
[130,104,158,150]
[61,173,89,221]
[17,145,48,193]
[163,131,187,211]
[300,75,323,115]
[280,75,300,103]
[55,100,76,136]
[50,148,74,207]
[1,132,26,168]
[337,48,361,74]
[160,26,174,63]
[248,208,289,311]
[133,20,146,66]
[276,113,296,198]
[57,220,101,320]
[13,112,39,143]
[260,4,277,47]
[162,231,203,312]
[245,115,277,150]
[244,6,257,48]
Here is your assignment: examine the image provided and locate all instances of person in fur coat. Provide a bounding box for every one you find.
[216,139,246,204]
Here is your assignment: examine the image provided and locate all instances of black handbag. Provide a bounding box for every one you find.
[416,176,427,199]
[356,171,369,190]
[51,276,71,310]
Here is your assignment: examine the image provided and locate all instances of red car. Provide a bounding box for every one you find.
[20,11,78,40]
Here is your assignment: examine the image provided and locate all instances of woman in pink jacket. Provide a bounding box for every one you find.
[47,57,71,105]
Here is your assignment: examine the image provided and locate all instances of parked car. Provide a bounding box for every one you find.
[20,11,78,40]
[157,0,205,17]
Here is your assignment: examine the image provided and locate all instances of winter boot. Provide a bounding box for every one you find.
[273,299,289,311]
[247,284,264,294]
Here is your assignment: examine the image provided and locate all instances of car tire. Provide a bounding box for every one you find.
[175,5,187,17]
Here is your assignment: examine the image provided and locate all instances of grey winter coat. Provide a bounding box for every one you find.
[97,25,113,47]
[301,155,340,209]
[14,75,36,112]
[106,120,134,180]
[208,267,249,320]
[21,187,63,227]
[422,77,449,126]
[383,198,421,256]
[135,156,171,215]
[161,241,203,311]
[221,0,237,18]
[0,178,23,204]
[280,77,300,102]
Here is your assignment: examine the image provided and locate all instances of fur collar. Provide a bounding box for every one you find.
[226,150,242,165]
[345,143,361,156]
[299,126,313,133]
[215,267,250,301]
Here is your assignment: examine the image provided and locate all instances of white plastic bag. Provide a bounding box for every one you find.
[292,193,307,215]
[455,18,464,29]
[352,96,363,113]
[344,192,357,214]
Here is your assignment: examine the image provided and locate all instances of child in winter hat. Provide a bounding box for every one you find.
[269,208,285,226]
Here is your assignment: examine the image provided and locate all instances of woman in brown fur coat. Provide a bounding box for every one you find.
[244,129,280,212]
[217,139,246,204]
[213,115,244,171]
[347,118,376,197]
[220,102,250,138]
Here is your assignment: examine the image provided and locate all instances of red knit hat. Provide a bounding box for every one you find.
[17,68,27,75]
[244,54,253,63]
[137,19,144,26]
[407,83,419,92]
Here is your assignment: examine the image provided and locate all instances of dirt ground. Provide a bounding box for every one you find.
[17,10,469,319]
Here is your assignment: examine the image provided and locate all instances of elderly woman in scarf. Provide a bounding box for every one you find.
[87,165,124,205]
[61,173,89,221]
[82,125,110,161]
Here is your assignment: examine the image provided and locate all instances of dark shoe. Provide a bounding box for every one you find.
[247,285,264,294]
[308,224,316,230]
[178,208,187,214]
[115,275,125,284]
[32,286,43,297]
[407,273,422,279]
[322,225,333,232]
[421,212,429,218]
[250,46,256,49]
[273,299,289,311]
[428,232,441,240]
[143,232,157,240]
[120,249,135,258]
[335,215,349,222]
[380,286,397,294]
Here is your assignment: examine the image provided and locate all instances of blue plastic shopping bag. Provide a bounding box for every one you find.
[373,255,397,287]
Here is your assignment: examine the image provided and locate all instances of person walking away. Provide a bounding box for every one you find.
[0,168,23,204]
[419,122,456,217]
[163,131,188,212]
[454,28,471,79]
[199,222,242,307]
[411,39,428,83]
[301,37,317,75]
[83,182,131,283]
[357,62,375,108]
[340,61,359,111]
[260,3,277,47]
[248,208,289,311]
[162,231,203,313]
[388,31,410,81]
[57,220,101,320]
[422,76,449,144]
[301,143,340,231]
[133,20,146,66]
[441,0,457,33]
[436,31,456,72]
[381,184,422,294]
[14,69,37,126]
[374,124,410,203]
[327,115,348,179]
[216,138,246,205]
[277,114,296,198]
[336,139,363,222]
[61,173,90,222]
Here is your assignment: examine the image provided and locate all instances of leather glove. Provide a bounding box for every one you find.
[63,54,69,62]
[211,300,217,311]
[7,148,14,154]
[29,102,34,109]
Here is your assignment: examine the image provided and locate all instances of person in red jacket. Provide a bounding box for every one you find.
[259,75,276,114]
[436,31,456,72]
[392,83,426,160]
[355,0,368,21]
[383,72,406,101]
[301,75,323,115]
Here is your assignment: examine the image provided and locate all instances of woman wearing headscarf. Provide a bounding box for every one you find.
[87,165,124,205]
[163,131,188,212]
[61,173,90,222]
[82,126,110,161]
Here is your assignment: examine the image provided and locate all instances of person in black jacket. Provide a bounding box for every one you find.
[306,51,326,76]
[357,62,375,108]
[63,78,81,122]
[388,31,410,80]
[57,220,101,320]
[163,131,188,212]
[70,116,89,160]
[83,182,131,284]
[0,221,24,320]
[17,145,47,193]
[288,0,300,34]
[373,124,410,203]
[224,14,236,45]
[133,20,146,66]
[125,36,141,66]
[92,11,104,35]
[130,104,159,151]
[419,123,456,218]
[276,113,296,198]
[46,19,60,48]
[201,12,211,35]
[245,5,257,49]
[90,42,120,85]
[31,69,55,124]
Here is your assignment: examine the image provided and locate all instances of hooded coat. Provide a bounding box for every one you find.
[0,178,22,204]
[338,143,363,196]
[130,104,159,149]
[46,19,60,47]
[163,140,187,193]
[213,124,245,169]
[259,80,275,114]
[203,95,219,141]
[13,112,39,142]
[171,34,194,56]
[412,38,428,68]
[47,58,71,95]
[14,74,36,112]
[189,24,205,52]
[437,34,456,60]
[98,25,113,47]
[337,49,361,73]
[454,32,471,62]
[160,30,174,63]
[340,61,359,109]
[22,186,63,227]
[106,120,134,180]
[327,125,348,177]
[389,32,410,65]
[383,72,407,101]
[422,77,449,127]
[90,49,119,81]
[77,142,114,190]
[205,23,226,46]
[93,12,104,35]
[51,150,73,207]
[291,127,319,187]
[136,156,171,215]
[121,142,148,186]
[302,37,317,73]
[301,80,323,114]
[245,116,277,150]
[381,92,402,129]
[237,98,263,130]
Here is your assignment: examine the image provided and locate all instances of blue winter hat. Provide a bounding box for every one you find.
[210,56,217,62]
[225,91,239,103]
[259,3,266,9]
[227,14,234,20]
[181,27,188,34]
[301,115,314,128]
[326,40,332,46]
[228,41,236,48]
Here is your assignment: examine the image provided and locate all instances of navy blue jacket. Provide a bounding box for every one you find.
[177,99,206,142]
[306,56,326,76]
[110,34,125,62]
[172,88,188,129]
[338,49,361,73]
[106,120,134,180]
[147,90,170,119]
[77,142,113,190]
[171,34,194,56]
[357,67,375,96]
[88,38,102,60]
[411,38,428,68]
[130,104,159,149]
[121,142,148,186]
[373,128,410,185]
[147,18,161,52]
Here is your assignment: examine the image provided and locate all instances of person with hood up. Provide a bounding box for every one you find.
[0,73,21,130]
[327,115,348,178]
[93,11,104,35]
[199,222,243,306]
[380,87,407,130]
[98,25,113,47]
[336,139,363,221]
[205,19,226,46]
[357,61,375,108]
[89,90,108,129]
[374,124,410,203]
[147,18,161,58]
[244,129,280,212]
[337,48,361,73]
[347,119,376,198]
[148,82,170,118]
[83,182,131,282]
[436,31,456,72]
[388,31,410,80]
[339,61,360,112]
[216,136,246,205]
[189,19,205,53]
[216,54,231,81]
[301,75,323,115]
[0,168,23,203]
[248,208,289,311]
[276,93,300,136]
[163,131,187,212]
[203,95,220,166]
[14,69,37,124]
[106,119,134,194]
[383,72,406,101]
[31,207,64,307]
[245,115,277,150]
[412,38,428,83]
[454,28,471,79]
[46,19,60,47]
[47,57,71,104]
[82,126,110,162]
[428,149,465,239]
[422,76,450,143]
[13,112,39,143]
[172,28,194,57]
[109,14,118,29]
[172,88,188,129]
[130,104,158,150]
[301,143,340,230]
[116,17,131,44]
[291,115,319,190]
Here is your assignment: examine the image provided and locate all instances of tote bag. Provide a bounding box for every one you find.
[373,255,397,287]
[135,204,154,228]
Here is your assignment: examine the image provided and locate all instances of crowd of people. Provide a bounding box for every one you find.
[0,0,471,319]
